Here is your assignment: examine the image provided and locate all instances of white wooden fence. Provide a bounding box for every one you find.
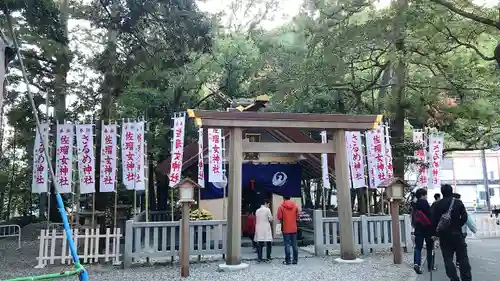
[472,217,500,238]
[313,210,413,255]
[0,224,21,249]
[36,228,122,268]
[124,219,227,268]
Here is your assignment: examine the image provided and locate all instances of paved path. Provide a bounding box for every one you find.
[416,238,500,281]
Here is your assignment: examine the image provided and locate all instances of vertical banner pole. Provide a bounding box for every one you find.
[91,120,96,227]
[171,189,174,221]
[145,137,149,223]
[222,130,226,220]
[47,119,52,227]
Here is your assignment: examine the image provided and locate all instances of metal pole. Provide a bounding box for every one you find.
[481,149,491,211]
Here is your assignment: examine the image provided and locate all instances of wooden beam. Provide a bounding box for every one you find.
[199,119,375,130]
[242,139,335,154]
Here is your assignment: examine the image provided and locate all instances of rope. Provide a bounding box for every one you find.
[3,2,88,280]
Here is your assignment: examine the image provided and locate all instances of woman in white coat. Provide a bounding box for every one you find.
[254,199,273,261]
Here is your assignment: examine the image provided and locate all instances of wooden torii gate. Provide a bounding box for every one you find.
[186,109,382,268]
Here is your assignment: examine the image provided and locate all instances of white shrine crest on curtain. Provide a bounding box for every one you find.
[76,124,95,194]
[55,123,74,194]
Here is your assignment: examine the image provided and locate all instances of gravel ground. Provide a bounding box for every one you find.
[1,238,415,281]
[1,224,416,281]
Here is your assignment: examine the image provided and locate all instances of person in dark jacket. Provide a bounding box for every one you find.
[432,184,471,281]
[430,193,441,216]
[412,188,435,274]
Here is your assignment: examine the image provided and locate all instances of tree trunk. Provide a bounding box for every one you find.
[95,0,119,213]
[49,0,71,221]
[390,0,409,179]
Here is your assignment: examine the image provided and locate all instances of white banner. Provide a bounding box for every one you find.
[384,125,394,179]
[32,123,50,193]
[197,128,205,187]
[429,133,444,189]
[100,124,117,192]
[134,121,146,190]
[76,124,95,194]
[208,128,223,183]
[55,123,74,194]
[366,127,386,189]
[346,131,366,188]
[168,115,186,187]
[320,131,330,189]
[121,122,136,189]
[413,130,428,187]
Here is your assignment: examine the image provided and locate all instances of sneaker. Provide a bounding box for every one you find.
[414,264,423,274]
[292,261,298,265]
[283,261,291,265]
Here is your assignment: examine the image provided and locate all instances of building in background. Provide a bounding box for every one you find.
[406,149,500,210]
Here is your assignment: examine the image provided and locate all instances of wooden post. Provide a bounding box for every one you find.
[180,202,191,277]
[333,129,357,260]
[391,200,402,264]
[226,127,243,265]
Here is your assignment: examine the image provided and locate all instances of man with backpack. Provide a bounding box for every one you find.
[412,188,436,274]
[432,184,471,281]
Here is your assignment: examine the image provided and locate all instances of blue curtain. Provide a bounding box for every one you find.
[200,163,302,199]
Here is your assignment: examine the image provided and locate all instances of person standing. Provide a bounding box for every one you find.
[277,196,299,265]
[432,184,471,281]
[255,199,273,262]
[243,210,258,251]
[411,188,436,274]
[431,193,441,212]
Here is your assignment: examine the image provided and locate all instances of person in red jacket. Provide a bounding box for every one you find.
[277,196,298,265]
[243,211,257,250]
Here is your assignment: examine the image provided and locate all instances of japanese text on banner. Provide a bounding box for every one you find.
[121,122,136,189]
[346,131,366,188]
[32,123,49,193]
[55,124,74,194]
[384,125,394,179]
[76,124,95,194]
[413,130,428,187]
[168,115,185,186]
[100,124,117,192]
[198,128,205,187]
[320,131,330,189]
[134,121,145,190]
[208,128,223,183]
[344,133,353,189]
[366,127,386,188]
[429,134,444,189]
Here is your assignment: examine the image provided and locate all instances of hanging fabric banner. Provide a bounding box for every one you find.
[429,133,444,189]
[197,128,205,187]
[100,124,117,192]
[168,113,186,187]
[346,131,366,188]
[320,131,331,189]
[366,127,386,189]
[76,124,95,194]
[384,124,394,179]
[134,121,146,190]
[32,123,50,193]
[413,129,428,187]
[345,133,353,189]
[55,123,74,194]
[121,122,136,189]
[208,128,223,183]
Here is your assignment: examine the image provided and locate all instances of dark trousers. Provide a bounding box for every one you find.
[440,234,471,281]
[414,235,434,268]
[243,233,258,249]
[283,232,298,263]
[256,241,272,260]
